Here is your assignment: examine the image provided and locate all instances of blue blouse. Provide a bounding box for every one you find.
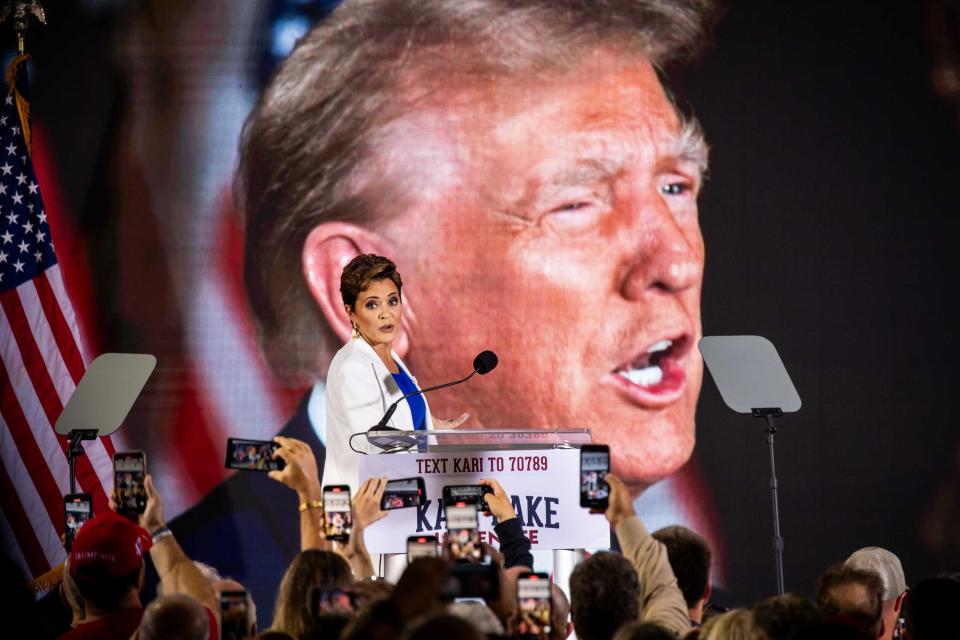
[391,365,426,430]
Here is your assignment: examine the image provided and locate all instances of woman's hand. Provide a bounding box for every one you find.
[479,478,516,523]
[432,412,470,430]
[268,436,321,500]
[353,476,389,530]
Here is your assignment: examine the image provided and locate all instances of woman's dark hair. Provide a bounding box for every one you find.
[340,254,403,310]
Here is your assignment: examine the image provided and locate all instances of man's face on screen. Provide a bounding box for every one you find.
[381,55,705,490]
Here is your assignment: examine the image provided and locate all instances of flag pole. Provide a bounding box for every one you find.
[0,0,46,55]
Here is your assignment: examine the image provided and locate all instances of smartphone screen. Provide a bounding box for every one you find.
[64,493,92,550]
[381,477,425,510]
[407,535,439,561]
[442,484,492,511]
[323,485,352,542]
[224,438,285,472]
[579,445,610,509]
[113,451,147,515]
[219,590,249,640]
[517,572,552,638]
[444,502,482,562]
[310,586,356,616]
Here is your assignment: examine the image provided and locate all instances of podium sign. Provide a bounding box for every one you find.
[359,449,610,554]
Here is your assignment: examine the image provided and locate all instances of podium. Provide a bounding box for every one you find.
[355,428,608,591]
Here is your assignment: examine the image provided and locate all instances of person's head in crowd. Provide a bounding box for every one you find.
[652,525,712,624]
[613,621,676,640]
[391,557,453,622]
[570,551,641,640]
[698,608,766,640]
[156,561,258,637]
[300,613,353,640]
[240,0,717,494]
[816,563,885,638]
[68,510,151,615]
[449,601,505,636]
[901,574,960,640]
[270,549,352,637]
[844,547,907,640]
[138,594,210,640]
[752,593,824,640]
[400,612,484,640]
[347,577,394,612]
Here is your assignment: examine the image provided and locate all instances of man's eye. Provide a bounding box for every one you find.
[551,201,591,213]
[660,182,691,196]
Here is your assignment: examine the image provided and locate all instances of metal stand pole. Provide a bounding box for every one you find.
[764,414,785,595]
[65,429,99,495]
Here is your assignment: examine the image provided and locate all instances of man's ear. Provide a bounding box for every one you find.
[302,222,412,357]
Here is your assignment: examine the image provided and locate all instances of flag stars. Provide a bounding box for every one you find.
[1,230,12,243]
[11,192,23,205]
[37,211,45,224]
[15,172,26,185]
[5,211,16,224]
[11,125,20,136]
[0,184,8,196]
[0,250,6,262]
[33,250,42,262]
[27,181,37,194]
[27,202,33,212]
[4,95,12,106]
[5,142,15,155]
[21,220,33,234]
[12,259,23,272]
[17,239,28,253]
[35,230,44,242]
[0,115,7,126]
[0,163,12,175]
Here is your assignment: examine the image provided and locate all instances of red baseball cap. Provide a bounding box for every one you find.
[69,510,152,580]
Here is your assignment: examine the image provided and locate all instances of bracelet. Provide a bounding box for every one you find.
[151,526,173,544]
[298,499,323,513]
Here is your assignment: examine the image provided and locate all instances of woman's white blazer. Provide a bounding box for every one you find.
[320,337,433,493]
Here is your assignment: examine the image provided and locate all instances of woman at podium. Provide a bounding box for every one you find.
[321,254,467,492]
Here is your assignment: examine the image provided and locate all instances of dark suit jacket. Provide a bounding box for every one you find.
[164,392,324,629]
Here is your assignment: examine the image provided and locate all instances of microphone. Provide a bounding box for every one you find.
[373,350,498,429]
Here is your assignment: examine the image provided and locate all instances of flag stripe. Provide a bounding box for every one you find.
[0,357,65,531]
[0,411,62,570]
[16,280,76,407]
[0,306,70,494]
[0,290,109,508]
[44,265,89,367]
[0,453,50,576]
[32,271,84,385]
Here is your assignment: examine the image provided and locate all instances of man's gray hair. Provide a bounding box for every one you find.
[139,594,210,640]
[239,0,717,383]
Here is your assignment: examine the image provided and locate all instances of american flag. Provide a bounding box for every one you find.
[0,56,115,580]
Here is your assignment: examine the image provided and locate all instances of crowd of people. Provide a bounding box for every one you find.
[6,436,957,640]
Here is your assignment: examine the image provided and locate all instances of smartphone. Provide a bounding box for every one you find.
[219,590,249,640]
[310,586,356,617]
[579,444,610,509]
[381,476,426,510]
[442,484,493,512]
[516,572,553,639]
[224,438,285,472]
[407,535,440,561]
[444,501,482,562]
[322,485,352,542]
[113,451,147,516]
[63,493,92,550]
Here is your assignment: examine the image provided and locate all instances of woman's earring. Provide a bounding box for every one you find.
[351,321,360,339]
